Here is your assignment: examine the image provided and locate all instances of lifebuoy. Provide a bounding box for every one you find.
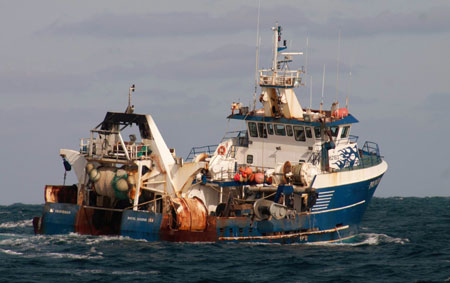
[218,145,226,155]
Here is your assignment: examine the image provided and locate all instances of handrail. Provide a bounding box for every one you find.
[185,145,218,162]
[335,141,382,172]
[80,137,152,161]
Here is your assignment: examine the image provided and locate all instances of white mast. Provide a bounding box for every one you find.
[272,23,279,71]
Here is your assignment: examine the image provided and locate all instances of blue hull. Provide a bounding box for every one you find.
[36,174,384,244]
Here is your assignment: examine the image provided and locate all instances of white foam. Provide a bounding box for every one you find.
[0,219,32,228]
[0,248,23,256]
[85,235,146,245]
[0,236,30,246]
[41,252,103,260]
[359,233,409,245]
[111,270,160,275]
[76,269,159,276]
[304,233,409,247]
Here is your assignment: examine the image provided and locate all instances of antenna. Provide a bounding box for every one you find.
[306,37,311,109]
[125,84,135,114]
[305,37,309,75]
[335,30,341,102]
[320,64,325,113]
[346,63,352,109]
[309,75,312,109]
[253,0,261,111]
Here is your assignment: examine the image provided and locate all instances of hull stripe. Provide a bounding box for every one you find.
[218,225,349,241]
[311,200,366,215]
[319,190,335,194]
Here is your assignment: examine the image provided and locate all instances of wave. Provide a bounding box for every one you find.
[357,233,409,245]
[305,233,409,247]
[0,219,32,228]
[81,269,160,275]
[0,248,23,256]
[39,252,103,260]
[85,235,148,245]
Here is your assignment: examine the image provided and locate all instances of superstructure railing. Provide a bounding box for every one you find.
[259,69,303,87]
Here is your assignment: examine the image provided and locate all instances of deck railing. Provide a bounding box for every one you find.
[337,141,382,172]
[259,69,302,87]
[185,145,218,162]
[80,137,151,161]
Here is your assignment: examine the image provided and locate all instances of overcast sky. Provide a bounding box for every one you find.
[1,0,449,204]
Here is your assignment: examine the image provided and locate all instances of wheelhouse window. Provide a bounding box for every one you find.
[286,125,293,137]
[330,126,339,137]
[305,127,312,139]
[248,122,258,137]
[293,126,306,141]
[314,127,322,139]
[341,126,350,138]
[267,124,274,135]
[275,124,286,136]
[257,123,267,138]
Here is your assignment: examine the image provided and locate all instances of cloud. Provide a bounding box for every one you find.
[0,70,91,95]
[152,44,255,80]
[442,168,450,179]
[420,92,450,119]
[38,5,450,40]
[37,5,315,39]
[311,6,450,37]
[39,9,258,38]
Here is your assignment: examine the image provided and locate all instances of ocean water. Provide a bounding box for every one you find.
[0,198,449,283]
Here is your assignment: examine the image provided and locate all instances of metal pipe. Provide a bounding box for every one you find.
[247,186,309,193]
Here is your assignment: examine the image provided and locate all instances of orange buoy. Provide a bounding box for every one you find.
[218,145,226,155]
[254,172,264,184]
[333,108,349,118]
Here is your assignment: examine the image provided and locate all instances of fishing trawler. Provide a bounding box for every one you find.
[34,24,387,243]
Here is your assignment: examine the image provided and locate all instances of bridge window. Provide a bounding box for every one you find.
[330,126,339,137]
[275,124,286,136]
[286,125,293,136]
[305,127,312,139]
[293,126,306,142]
[257,123,267,138]
[267,124,274,135]
[314,127,321,139]
[248,122,258,137]
[341,126,350,138]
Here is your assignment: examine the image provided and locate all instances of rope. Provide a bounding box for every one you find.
[124,196,165,210]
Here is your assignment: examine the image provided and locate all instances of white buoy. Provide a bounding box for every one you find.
[89,168,101,182]
[86,163,95,174]
[116,179,129,192]
[116,169,127,177]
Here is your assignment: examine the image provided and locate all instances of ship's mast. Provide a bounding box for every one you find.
[125,84,135,114]
[258,23,304,119]
[272,23,280,71]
